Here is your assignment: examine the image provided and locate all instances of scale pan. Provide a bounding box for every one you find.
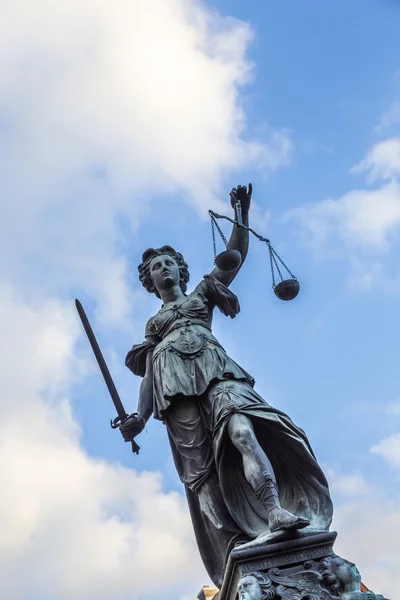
[215,249,242,272]
[274,279,300,301]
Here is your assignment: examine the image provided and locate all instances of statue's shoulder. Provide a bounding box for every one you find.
[145,314,160,338]
[194,274,240,318]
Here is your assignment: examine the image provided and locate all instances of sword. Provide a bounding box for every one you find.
[75,299,140,454]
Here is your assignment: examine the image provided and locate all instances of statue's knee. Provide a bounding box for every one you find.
[229,416,255,450]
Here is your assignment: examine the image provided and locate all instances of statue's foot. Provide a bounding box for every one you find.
[268,507,310,533]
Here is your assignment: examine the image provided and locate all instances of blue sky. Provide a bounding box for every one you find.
[1,1,400,599]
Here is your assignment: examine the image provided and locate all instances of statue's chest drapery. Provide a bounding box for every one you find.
[125,275,242,379]
[153,293,211,337]
[151,292,215,359]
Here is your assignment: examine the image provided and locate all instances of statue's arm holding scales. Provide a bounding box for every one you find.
[209,184,252,287]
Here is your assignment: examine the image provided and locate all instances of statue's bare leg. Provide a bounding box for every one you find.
[228,413,309,533]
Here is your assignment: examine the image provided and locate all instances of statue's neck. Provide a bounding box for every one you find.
[160,285,185,306]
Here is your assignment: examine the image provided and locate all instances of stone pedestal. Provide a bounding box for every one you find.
[218,530,336,600]
[208,530,388,600]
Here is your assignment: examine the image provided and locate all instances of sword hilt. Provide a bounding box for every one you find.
[130,440,140,454]
[111,415,140,454]
[110,415,124,429]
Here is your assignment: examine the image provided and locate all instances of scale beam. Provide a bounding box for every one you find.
[208,210,270,244]
[209,197,299,301]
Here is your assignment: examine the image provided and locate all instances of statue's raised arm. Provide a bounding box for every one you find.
[209,184,252,287]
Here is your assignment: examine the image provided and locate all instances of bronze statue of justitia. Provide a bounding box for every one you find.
[120,185,333,588]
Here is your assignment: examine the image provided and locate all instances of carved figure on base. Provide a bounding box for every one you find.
[236,555,390,600]
[238,572,275,600]
[319,556,389,600]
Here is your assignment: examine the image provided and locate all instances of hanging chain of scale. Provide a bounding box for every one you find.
[209,187,300,302]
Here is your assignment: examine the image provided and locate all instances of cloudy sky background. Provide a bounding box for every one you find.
[1,0,400,598]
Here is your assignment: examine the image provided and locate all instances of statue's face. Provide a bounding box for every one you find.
[149,254,180,295]
[331,557,361,591]
[237,575,262,600]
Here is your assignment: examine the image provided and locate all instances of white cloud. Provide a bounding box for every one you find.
[284,134,400,597]
[0,2,293,598]
[375,101,400,132]
[385,399,400,416]
[330,425,400,596]
[330,471,399,598]
[0,288,205,600]
[286,180,400,251]
[0,0,291,325]
[285,139,400,260]
[371,433,400,469]
[326,469,369,497]
[345,258,384,291]
[352,137,400,183]
[332,490,400,598]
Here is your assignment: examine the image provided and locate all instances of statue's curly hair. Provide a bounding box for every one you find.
[318,557,342,598]
[138,245,190,299]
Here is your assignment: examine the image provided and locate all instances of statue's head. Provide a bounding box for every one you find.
[237,572,275,600]
[238,575,262,600]
[138,245,190,299]
[319,555,361,596]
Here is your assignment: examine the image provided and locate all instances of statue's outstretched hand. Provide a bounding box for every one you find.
[230,183,252,214]
[119,413,145,442]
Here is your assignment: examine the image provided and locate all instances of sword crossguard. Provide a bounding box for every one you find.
[110,416,123,429]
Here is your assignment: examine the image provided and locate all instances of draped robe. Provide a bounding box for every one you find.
[126,276,333,588]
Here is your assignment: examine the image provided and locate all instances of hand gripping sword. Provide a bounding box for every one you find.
[75,299,140,454]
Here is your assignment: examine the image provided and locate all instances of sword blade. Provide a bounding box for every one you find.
[75,299,127,421]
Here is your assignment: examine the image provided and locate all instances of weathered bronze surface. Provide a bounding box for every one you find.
[218,531,388,599]
[121,185,334,589]
[76,184,389,599]
[214,248,242,272]
[274,279,300,301]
